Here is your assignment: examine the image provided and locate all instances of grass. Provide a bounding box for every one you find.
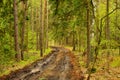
[39,78,46,80]
[65,46,73,51]
[0,48,51,76]
[111,57,120,67]
[65,47,120,66]
[72,48,120,80]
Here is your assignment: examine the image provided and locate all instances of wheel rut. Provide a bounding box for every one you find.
[0,47,84,80]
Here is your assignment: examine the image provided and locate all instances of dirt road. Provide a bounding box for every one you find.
[0,47,84,80]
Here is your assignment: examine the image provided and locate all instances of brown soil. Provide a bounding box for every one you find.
[0,47,84,80]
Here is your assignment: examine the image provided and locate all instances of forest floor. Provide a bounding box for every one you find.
[75,49,120,80]
[0,47,84,80]
[0,47,119,80]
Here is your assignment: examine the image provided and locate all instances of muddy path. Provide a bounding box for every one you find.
[0,47,84,80]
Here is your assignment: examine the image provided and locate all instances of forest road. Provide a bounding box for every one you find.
[0,46,84,80]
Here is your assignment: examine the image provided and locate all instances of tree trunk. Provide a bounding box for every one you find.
[106,0,110,72]
[25,18,28,53]
[115,0,120,56]
[13,0,21,61]
[78,30,81,51]
[25,0,29,53]
[31,4,34,32]
[96,0,100,42]
[44,0,47,50]
[86,0,91,68]
[21,0,27,60]
[119,46,120,56]
[36,7,39,50]
[33,7,36,31]
[46,0,49,49]
[65,37,68,45]
[72,32,76,51]
[40,0,43,57]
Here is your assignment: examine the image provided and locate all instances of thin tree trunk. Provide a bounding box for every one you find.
[86,0,91,68]
[46,0,49,48]
[31,6,34,32]
[40,0,43,57]
[44,0,47,50]
[72,32,76,51]
[115,0,120,56]
[96,0,100,42]
[36,7,39,50]
[78,30,81,51]
[66,37,68,45]
[25,0,28,53]
[21,0,27,60]
[106,0,110,72]
[13,0,21,61]
[25,18,28,53]
[33,7,36,31]
[119,47,120,56]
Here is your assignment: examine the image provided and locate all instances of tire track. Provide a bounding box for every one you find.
[0,47,84,80]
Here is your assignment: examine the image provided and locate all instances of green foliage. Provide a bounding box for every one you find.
[100,39,119,49]
[111,57,120,67]
[0,48,51,76]
[0,0,14,63]
[49,0,87,47]
[44,48,51,55]
[28,31,36,49]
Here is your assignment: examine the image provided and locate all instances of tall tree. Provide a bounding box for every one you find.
[95,0,100,42]
[44,0,47,50]
[72,22,76,51]
[44,0,49,49]
[86,0,91,68]
[40,0,43,57]
[21,0,27,60]
[30,0,34,32]
[106,0,110,71]
[36,7,40,50]
[13,0,21,61]
[115,0,120,56]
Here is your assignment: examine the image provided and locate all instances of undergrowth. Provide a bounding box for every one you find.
[0,48,51,76]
